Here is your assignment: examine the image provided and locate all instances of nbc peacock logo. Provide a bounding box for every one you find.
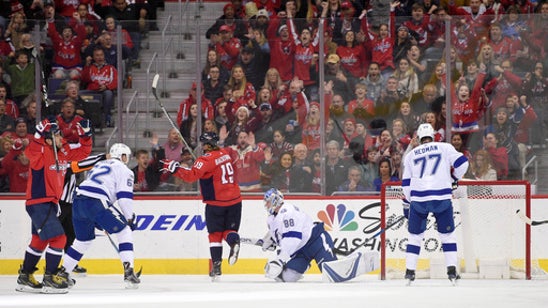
[317,203,359,232]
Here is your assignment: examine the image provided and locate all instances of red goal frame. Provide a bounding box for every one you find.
[380,180,532,280]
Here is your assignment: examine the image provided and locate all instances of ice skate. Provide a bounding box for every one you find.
[42,269,69,294]
[447,266,460,286]
[72,264,87,277]
[15,266,43,293]
[123,262,141,289]
[405,269,415,286]
[209,260,222,281]
[228,240,240,265]
[58,266,76,288]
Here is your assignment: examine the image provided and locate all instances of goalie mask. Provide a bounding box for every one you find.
[417,123,435,142]
[110,143,132,164]
[264,188,284,215]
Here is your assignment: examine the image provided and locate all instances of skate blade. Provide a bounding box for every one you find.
[406,279,414,286]
[449,278,459,286]
[210,275,221,282]
[15,285,43,293]
[125,281,140,289]
[41,286,69,294]
[71,272,87,278]
[228,244,240,266]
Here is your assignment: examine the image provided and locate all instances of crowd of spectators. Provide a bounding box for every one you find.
[1,0,548,195]
[0,0,161,192]
[106,0,548,195]
[164,0,547,195]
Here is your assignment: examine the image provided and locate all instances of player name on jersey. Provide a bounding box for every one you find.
[413,144,439,155]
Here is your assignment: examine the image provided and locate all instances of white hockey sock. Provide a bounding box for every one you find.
[439,232,458,268]
[116,227,135,267]
[405,232,424,270]
[63,240,92,272]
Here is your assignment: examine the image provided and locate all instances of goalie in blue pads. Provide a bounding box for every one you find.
[262,188,379,282]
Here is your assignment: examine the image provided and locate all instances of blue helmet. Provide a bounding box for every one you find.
[264,188,284,215]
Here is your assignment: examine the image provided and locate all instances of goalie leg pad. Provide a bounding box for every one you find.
[280,268,304,282]
[321,251,380,283]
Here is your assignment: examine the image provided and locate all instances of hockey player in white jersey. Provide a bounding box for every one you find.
[262,188,379,282]
[61,143,141,289]
[401,123,469,285]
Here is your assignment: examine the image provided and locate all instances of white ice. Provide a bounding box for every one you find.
[1,274,547,308]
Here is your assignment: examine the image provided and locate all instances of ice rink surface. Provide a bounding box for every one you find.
[1,274,548,308]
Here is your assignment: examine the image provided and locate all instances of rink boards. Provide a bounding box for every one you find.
[1,196,547,275]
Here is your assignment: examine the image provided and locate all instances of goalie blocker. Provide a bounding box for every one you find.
[322,250,380,283]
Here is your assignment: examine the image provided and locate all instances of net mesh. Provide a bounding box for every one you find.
[381,181,545,279]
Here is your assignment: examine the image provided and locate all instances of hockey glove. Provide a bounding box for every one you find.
[261,236,276,252]
[402,198,410,219]
[265,259,285,279]
[451,174,458,191]
[35,117,59,137]
[12,138,24,151]
[160,159,180,173]
[127,213,137,231]
[77,119,93,137]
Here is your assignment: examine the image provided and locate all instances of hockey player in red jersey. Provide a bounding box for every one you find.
[161,132,242,280]
[16,117,92,294]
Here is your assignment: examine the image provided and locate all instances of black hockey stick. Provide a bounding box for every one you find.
[516,209,548,226]
[151,74,197,160]
[103,231,142,277]
[332,216,406,257]
[32,47,60,172]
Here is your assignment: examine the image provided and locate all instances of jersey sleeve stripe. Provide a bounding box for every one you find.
[116,191,134,200]
[454,155,468,168]
[402,179,410,187]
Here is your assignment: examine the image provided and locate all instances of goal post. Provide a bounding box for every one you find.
[380,180,533,280]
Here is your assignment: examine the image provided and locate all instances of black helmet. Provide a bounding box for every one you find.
[199,132,219,146]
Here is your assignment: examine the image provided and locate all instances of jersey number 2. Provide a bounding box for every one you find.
[413,154,441,178]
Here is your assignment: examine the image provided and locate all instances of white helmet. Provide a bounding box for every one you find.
[417,123,435,142]
[264,188,284,215]
[109,143,132,164]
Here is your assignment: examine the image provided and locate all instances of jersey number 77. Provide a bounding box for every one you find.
[413,153,441,178]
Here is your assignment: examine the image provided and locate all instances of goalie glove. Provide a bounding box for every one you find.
[261,234,276,252]
[264,259,285,279]
[160,159,180,173]
[402,198,410,219]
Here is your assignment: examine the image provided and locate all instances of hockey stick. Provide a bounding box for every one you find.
[240,237,276,251]
[151,74,197,160]
[103,231,143,277]
[32,47,60,172]
[332,216,406,257]
[516,209,548,226]
[104,231,119,253]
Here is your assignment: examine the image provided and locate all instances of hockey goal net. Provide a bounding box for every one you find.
[380,180,543,280]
